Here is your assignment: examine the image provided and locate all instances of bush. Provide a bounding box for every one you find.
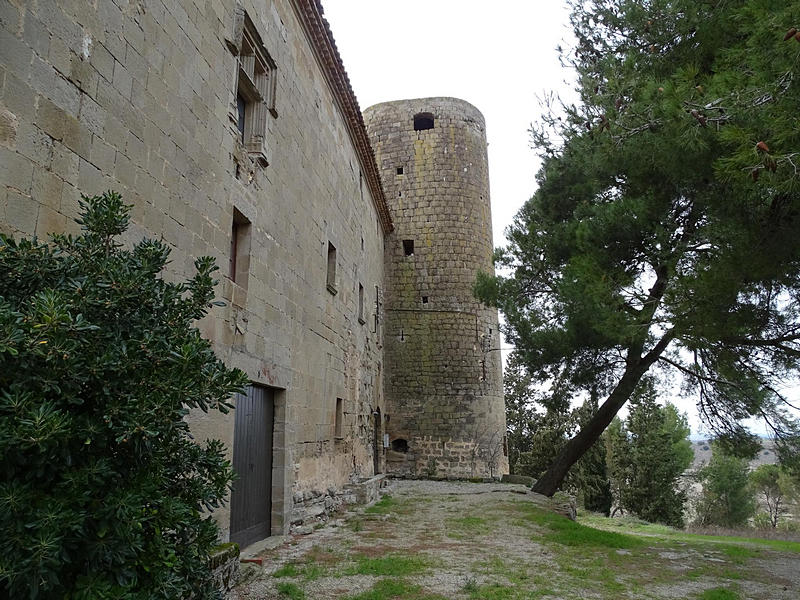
[693,448,755,528]
[753,512,774,530]
[0,193,248,598]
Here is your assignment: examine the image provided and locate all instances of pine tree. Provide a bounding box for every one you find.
[476,0,800,496]
[503,352,537,474]
[575,393,613,515]
[605,417,629,516]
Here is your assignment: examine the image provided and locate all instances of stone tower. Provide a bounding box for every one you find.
[364,98,508,479]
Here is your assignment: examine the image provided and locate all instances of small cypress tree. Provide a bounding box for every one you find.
[0,192,248,599]
[623,394,692,527]
[575,393,612,515]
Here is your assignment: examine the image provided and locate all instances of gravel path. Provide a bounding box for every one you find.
[232,479,800,600]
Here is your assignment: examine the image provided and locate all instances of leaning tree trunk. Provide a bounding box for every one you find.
[531,344,669,496]
[532,268,675,497]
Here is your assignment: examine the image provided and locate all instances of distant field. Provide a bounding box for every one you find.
[689,439,778,472]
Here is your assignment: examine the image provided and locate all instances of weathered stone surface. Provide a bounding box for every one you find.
[0,1,507,550]
[364,98,508,480]
[209,543,240,599]
[502,474,535,486]
[0,0,388,543]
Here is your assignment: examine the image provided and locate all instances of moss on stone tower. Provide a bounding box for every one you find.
[364,97,508,479]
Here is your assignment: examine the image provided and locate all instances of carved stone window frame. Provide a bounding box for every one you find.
[226,6,278,168]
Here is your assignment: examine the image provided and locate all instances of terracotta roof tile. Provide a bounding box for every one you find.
[290,0,393,233]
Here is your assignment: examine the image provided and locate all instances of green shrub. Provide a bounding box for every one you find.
[0,193,248,598]
[753,512,773,530]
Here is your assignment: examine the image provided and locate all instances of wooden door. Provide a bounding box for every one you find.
[373,408,381,474]
[230,385,274,548]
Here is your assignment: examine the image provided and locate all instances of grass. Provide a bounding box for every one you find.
[276,581,305,600]
[364,495,398,515]
[681,533,800,553]
[446,515,492,539]
[344,553,430,577]
[462,577,479,593]
[349,517,364,532]
[247,489,796,599]
[273,560,327,582]
[718,545,760,563]
[467,583,515,599]
[344,578,447,600]
[580,514,800,553]
[525,507,642,549]
[273,563,301,578]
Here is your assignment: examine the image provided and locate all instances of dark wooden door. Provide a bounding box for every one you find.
[230,385,274,548]
[373,408,381,474]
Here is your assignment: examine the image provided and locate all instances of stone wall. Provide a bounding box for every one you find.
[364,98,508,479]
[290,474,386,534]
[0,0,390,542]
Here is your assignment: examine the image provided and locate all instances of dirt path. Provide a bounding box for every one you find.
[233,480,799,600]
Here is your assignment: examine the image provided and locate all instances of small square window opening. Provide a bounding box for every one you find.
[413,112,435,131]
[396,166,404,175]
[402,239,414,256]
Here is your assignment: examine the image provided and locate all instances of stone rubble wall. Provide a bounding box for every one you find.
[209,543,240,599]
[289,474,387,534]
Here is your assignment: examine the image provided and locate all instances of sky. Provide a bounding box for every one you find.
[321,0,575,249]
[320,1,779,438]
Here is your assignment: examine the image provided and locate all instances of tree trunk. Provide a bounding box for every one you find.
[532,362,649,496]
[531,269,675,497]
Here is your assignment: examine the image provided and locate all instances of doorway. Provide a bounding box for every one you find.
[373,407,382,475]
[230,384,274,548]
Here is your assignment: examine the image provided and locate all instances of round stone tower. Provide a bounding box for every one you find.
[363,97,507,479]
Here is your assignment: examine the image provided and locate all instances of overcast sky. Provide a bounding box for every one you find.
[320,1,781,438]
[322,0,575,250]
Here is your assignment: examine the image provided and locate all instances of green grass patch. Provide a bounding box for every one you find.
[344,553,430,576]
[446,515,492,539]
[698,587,740,600]
[467,583,515,599]
[526,508,642,549]
[364,495,398,515]
[687,565,712,579]
[718,544,760,563]
[344,578,447,600]
[301,564,326,581]
[273,563,301,578]
[579,514,800,553]
[276,581,305,600]
[349,517,364,532]
[687,534,800,553]
[720,569,743,580]
[473,556,538,587]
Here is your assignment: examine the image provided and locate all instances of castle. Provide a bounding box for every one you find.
[0,0,506,548]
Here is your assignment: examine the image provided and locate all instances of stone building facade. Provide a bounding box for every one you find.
[365,99,507,479]
[0,0,505,547]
